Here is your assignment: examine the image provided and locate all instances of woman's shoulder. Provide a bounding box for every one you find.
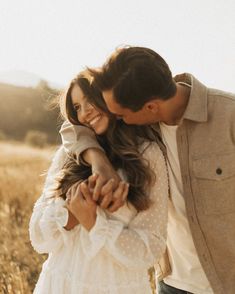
[139,141,167,176]
[139,141,162,157]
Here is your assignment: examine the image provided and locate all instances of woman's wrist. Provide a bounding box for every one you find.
[64,210,79,231]
[82,215,97,231]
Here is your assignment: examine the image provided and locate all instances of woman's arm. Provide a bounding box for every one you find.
[29,146,79,254]
[80,143,169,269]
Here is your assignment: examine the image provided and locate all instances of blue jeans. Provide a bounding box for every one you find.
[158,281,193,294]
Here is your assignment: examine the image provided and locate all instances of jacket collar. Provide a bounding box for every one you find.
[174,73,208,123]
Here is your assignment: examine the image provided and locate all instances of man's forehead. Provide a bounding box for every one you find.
[107,104,125,116]
[103,90,123,109]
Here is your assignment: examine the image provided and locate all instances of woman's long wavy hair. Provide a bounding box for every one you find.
[58,70,161,211]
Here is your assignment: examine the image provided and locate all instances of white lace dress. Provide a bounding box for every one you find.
[29,142,168,294]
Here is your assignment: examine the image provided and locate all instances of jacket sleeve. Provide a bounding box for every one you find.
[81,142,169,269]
[29,146,78,254]
[59,120,104,161]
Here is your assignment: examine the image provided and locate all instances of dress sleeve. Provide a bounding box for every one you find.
[82,142,169,269]
[29,146,78,254]
[59,120,104,161]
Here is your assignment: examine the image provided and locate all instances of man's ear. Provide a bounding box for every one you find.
[145,100,159,113]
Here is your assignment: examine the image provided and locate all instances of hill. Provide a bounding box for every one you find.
[0,70,63,89]
[0,82,63,144]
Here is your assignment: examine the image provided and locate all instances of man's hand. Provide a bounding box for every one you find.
[89,177,129,213]
[71,147,130,214]
[107,181,129,213]
[82,148,122,200]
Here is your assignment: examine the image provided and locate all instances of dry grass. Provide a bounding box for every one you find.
[0,142,55,293]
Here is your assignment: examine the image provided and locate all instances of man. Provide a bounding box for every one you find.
[61,46,235,294]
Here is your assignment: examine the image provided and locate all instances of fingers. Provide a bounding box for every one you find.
[95,179,114,206]
[65,177,127,212]
[112,181,125,199]
[66,184,80,213]
[66,181,80,199]
[107,198,124,213]
[80,182,94,205]
[66,181,84,211]
[121,182,129,202]
[99,192,113,209]
[88,173,98,192]
[108,182,129,213]
[100,179,115,195]
[92,176,103,201]
[93,178,114,201]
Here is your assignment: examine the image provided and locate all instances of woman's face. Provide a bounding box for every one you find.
[71,84,110,135]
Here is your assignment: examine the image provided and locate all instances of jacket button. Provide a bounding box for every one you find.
[216,168,222,175]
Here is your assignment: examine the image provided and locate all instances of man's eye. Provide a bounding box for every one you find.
[116,116,123,120]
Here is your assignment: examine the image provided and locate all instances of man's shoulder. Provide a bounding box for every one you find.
[207,88,235,117]
[208,87,235,103]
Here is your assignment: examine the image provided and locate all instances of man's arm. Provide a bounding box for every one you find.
[82,148,121,200]
[60,121,122,208]
[60,120,103,158]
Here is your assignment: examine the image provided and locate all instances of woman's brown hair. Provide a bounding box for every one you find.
[58,70,160,211]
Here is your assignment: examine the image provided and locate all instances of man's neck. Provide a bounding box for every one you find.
[161,83,191,125]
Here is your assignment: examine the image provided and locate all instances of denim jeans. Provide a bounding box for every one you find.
[158,281,193,294]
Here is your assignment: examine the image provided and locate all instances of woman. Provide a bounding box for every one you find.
[29,70,168,294]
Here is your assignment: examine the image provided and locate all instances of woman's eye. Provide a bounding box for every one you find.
[74,104,80,112]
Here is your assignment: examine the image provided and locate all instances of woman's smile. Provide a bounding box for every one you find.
[88,114,102,126]
[71,84,110,135]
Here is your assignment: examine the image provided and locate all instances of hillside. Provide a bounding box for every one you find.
[0,82,63,144]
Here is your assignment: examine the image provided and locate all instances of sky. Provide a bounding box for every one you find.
[0,0,235,91]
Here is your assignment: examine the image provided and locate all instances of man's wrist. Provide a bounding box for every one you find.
[82,148,108,166]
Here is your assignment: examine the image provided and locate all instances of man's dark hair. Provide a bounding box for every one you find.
[89,46,177,111]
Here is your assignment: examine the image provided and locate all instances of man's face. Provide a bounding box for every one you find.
[102,89,160,125]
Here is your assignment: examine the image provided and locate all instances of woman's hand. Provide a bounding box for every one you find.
[66,181,97,231]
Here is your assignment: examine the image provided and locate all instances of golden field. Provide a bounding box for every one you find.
[0,141,156,294]
[0,142,55,293]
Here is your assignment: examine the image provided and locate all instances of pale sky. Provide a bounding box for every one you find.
[0,0,235,91]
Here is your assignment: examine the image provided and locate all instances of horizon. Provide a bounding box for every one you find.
[0,69,64,89]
